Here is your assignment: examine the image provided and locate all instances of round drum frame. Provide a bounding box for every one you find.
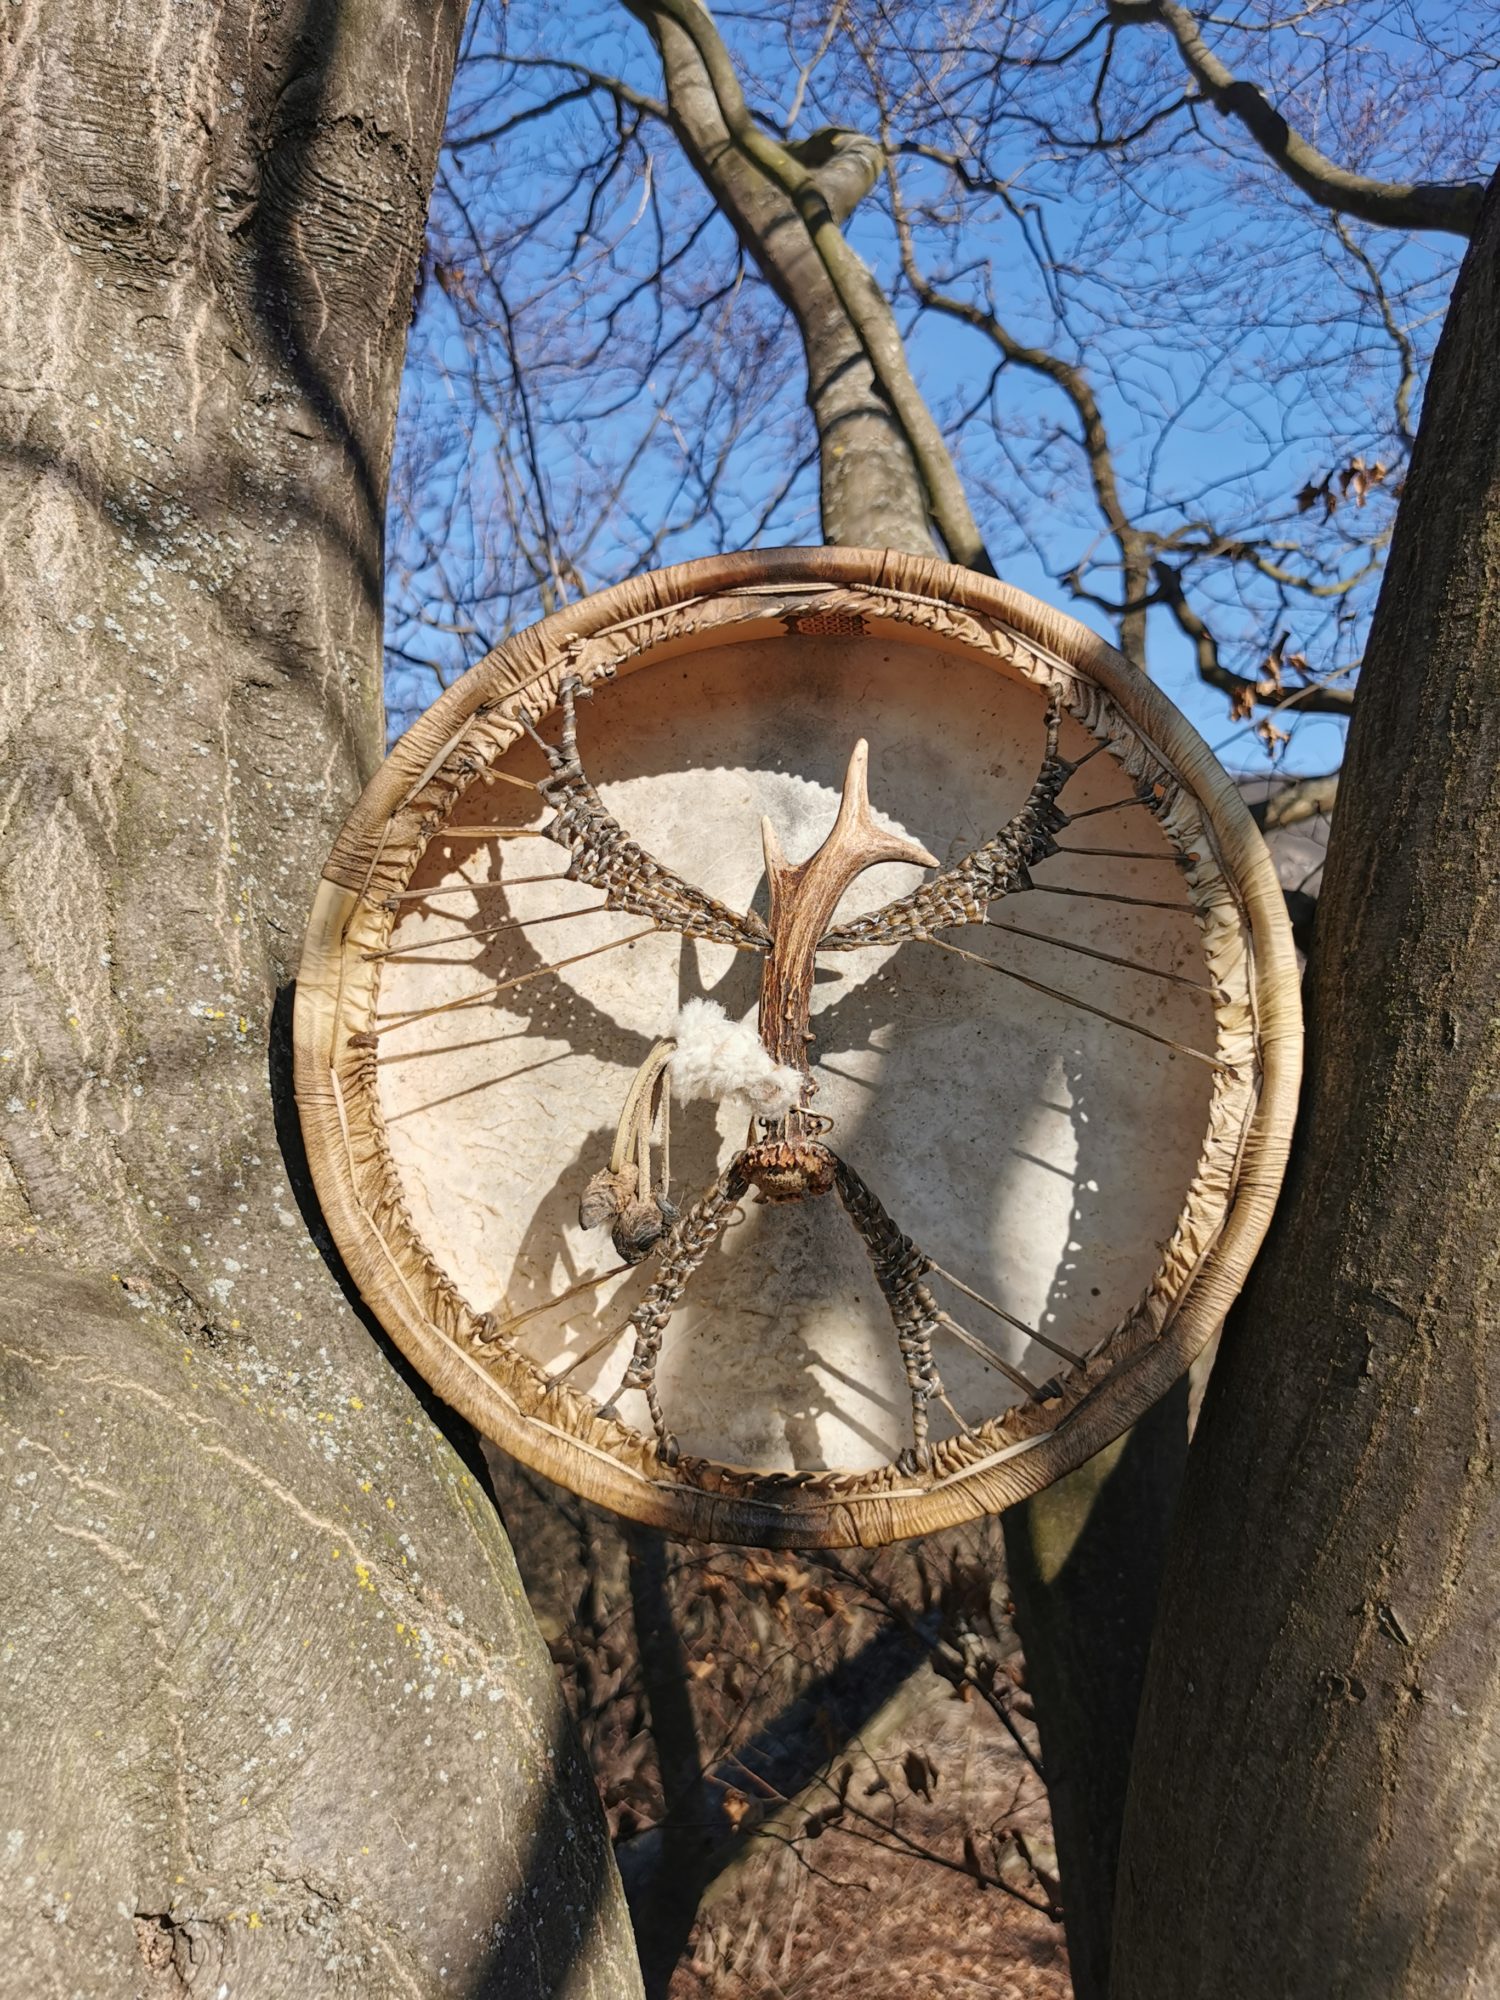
[294,548,1301,1547]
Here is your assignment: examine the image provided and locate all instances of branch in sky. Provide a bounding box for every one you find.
[1108,0,1485,238]
[625,0,994,569]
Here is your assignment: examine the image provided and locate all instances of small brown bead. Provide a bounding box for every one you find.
[612,1197,668,1263]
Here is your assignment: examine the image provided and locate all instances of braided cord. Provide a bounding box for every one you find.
[833,1156,945,1468]
[602,1157,751,1463]
[526,680,769,952]
[821,691,1072,950]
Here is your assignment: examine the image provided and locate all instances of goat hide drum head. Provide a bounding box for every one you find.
[295,549,1300,1547]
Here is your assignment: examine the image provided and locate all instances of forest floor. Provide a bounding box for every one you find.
[667,1652,1071,1998]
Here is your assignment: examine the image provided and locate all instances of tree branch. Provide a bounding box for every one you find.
[1108,0,1484,238]
[883,148,1153,665]
[1248,770,1339,831]
[623,0,993,568]
[1154,559,1355,716]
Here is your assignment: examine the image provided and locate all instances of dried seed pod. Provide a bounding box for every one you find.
[579,1165,636,1232]
[612,1196,668,1264]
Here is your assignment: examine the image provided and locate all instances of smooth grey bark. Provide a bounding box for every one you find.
[634,1,939,558]
[0,3,640,1994]
[1113,168,1500,2000]
[1108,0,1484,239]
[1003,1383,1187,2000]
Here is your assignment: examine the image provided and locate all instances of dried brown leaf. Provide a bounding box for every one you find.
[903,1748,938,1801]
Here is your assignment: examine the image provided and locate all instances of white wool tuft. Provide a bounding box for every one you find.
[667,1000,804,1118]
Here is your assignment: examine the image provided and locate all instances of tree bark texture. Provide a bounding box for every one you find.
[1113,169,1500,2000]
[0,4,640,1995]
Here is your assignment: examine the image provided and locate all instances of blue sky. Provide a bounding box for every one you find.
[385,0,1493,776]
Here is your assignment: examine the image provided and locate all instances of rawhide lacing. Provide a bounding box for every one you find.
[525,676,1095,1470]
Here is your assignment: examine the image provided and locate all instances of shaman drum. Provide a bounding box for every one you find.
[294,549,1300,1547]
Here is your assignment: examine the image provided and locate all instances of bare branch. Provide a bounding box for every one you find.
[883,143,1153,664]
[1248,771,1339,831]
[1108,0,1485,237]
[624,0,994,569]
[1153,560,1355,716]
[1332,219,1421,445]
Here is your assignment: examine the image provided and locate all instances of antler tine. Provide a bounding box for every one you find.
[832,739,939,876]
[820,691,1075,952]
[757,740,936,1093]
[761,741,934,897]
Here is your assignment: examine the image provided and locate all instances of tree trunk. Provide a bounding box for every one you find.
[1003,1382,1187,2000]
[1113,168,1500,2000]
[639,1,938,557]
[0,4,639,1994]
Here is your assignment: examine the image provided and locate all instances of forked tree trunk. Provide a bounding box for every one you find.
[639,0,938,557]
[1112,169,1500,2000]
[0,5,639,1995]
